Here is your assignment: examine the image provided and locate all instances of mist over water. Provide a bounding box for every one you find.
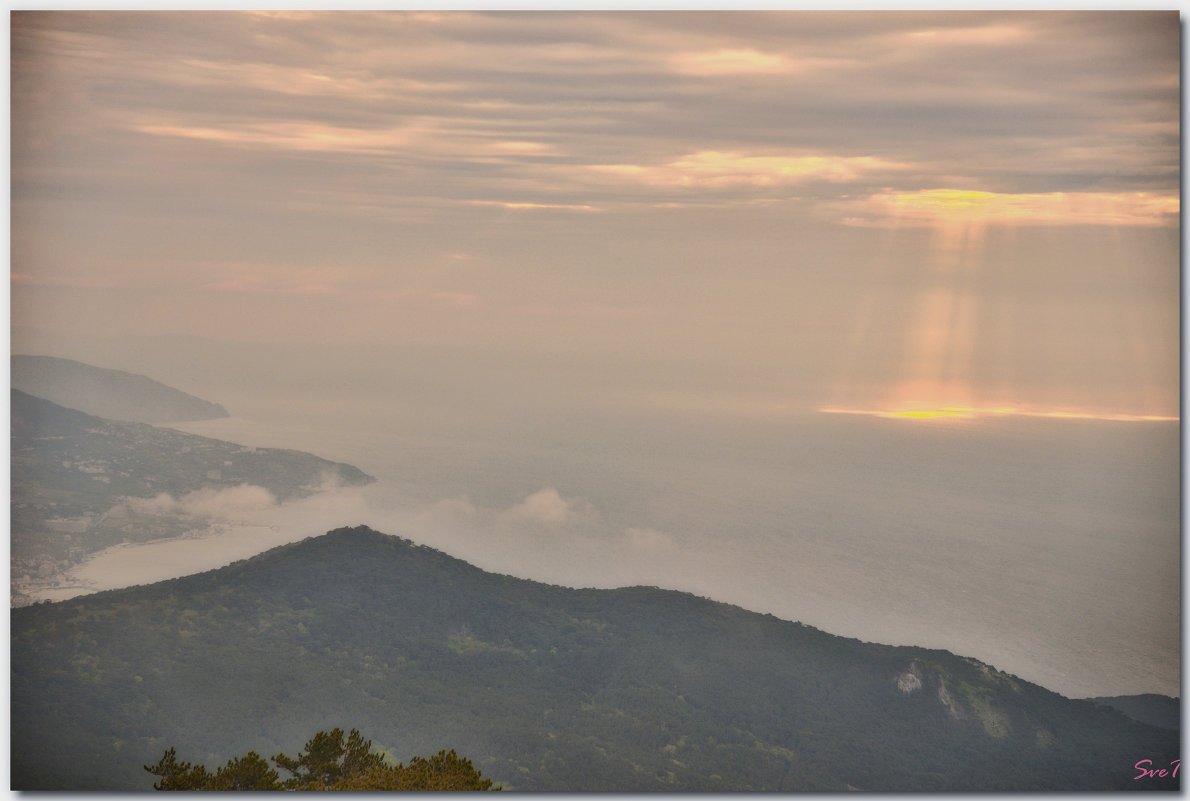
[37,337,1172,701]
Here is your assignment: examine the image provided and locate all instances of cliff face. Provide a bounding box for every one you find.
[11,354,230,423]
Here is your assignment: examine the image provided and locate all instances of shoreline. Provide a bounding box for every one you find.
[14,521,286,605]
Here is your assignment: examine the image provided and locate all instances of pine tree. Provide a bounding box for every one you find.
[145,729,499,791]
[209,752,280,791]
[272,728,387,788]
[144,748,212,790]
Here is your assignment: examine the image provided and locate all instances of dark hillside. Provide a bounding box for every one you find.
[11,526,1180,791]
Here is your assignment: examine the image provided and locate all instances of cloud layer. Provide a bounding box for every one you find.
[11,11,1180,417]
[14,12,1177,253]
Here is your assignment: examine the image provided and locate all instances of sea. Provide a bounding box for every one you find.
[32,349,1181,702]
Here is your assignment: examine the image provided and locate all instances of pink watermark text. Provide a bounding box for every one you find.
[1134,759,1180,780]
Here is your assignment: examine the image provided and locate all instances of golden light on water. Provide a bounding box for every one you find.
[819,405,1178,423]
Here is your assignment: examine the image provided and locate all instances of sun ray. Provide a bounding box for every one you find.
[1103,221,1178,419]
[824,219,920,408]
[882,201,987,413]
[820,186,1177,424]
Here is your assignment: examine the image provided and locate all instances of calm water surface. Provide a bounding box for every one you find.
[90,382,1179,700]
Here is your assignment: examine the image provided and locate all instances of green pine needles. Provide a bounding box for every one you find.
[145,728,499,791]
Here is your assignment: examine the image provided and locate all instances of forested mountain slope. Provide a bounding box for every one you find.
[12,354,230,423]
[11,526,1178,791]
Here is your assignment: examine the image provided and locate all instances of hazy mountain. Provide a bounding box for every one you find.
[1090,694,1181,731]
[11,354,230,423]
[10,390,374,603]
[11,526,1179,791]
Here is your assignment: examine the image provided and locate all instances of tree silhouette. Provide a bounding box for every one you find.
[145,729,498,791]
[272,727,387,787]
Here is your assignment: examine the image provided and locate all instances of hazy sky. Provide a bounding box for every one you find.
[11,11,1181,418]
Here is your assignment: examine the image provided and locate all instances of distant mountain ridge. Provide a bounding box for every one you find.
[10,526,1180,791]
[1090,694,1180,731]
[12,354,229,423]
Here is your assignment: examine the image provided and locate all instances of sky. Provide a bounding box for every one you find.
[10,10,1181,420]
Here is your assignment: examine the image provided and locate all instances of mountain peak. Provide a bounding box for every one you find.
[12,526,1180,792]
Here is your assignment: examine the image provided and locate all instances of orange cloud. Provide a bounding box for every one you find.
[490,141,553,154]
[466,200,599,212]
[132,119,551,167]
[840,188,1179,227]
[133,120,419,155]
[176,59,402,100]
[589,150,905,188]
[670,48,797,76]
[904,24,1031,46]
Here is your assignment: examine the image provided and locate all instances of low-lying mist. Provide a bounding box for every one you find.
[15,333,1180,700]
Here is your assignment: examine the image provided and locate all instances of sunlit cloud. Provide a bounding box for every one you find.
[904,24,1032,46]
[173,59,461,101]
[588,150,906,189]
[241,10,324,21]
[839,189,1179,228]
[131,118,555,169]
[669,48,809,76]
[467,200,600,212]
[132,120,419,155]
[490,141,553,154]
